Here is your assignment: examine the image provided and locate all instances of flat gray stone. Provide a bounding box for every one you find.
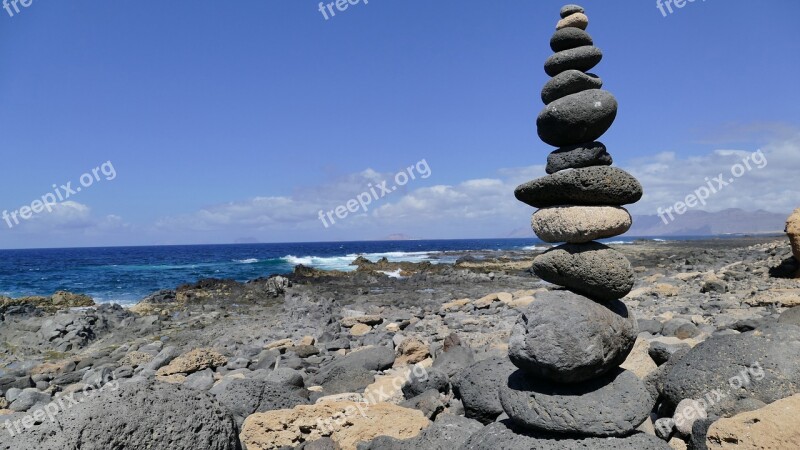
[499,369,654,437]
[532,243,634,301]
[560,4,585,18]
[542,70,602,105]
[508,290,637,383]
[546,141,612,173]
[544,46,603,77]
[550,27,593,52]
[537,89,617,147]
[460,420,670,450]
[515,166,643,208]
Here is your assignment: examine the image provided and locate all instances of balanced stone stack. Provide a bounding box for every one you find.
[492,5,666,447]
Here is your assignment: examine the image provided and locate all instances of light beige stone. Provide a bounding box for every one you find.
[556,12,588,30]
[669,437,688,450]
[385,322,400,332]
[156,348,227,376]
[473,293,500,309]
[316,393,365,404]
[531,206,631,244]
[119,351,154,368]
[364,368,409,405]
[264,339,293,350]
[744,289,800,307]
[240,402,429,450]
[706,394,800,449]
[509,296,536,308]
[674,399,707,435]
[341,315,383,327]
[621,339,658,380]
[787,208,800,261]
[440,298,471,312]
[394,337,430,366]
[298,336,315,346]
[350,323,372,336]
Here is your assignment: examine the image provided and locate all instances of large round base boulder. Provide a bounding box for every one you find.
[531,206,631,244]
[536,89,617,147]
[508,290,637,383]
[460,420,670,450]
[532,242,634,301]
[499,369,654,437]
[515,166,643,208]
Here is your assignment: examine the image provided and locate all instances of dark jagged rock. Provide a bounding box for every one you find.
[546,141,612,173]
[452,356,517,424]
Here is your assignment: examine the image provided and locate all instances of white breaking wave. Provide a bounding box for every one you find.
[521,245,548,251]
[282,251,441,271]
[378,269,406,279]
[234,258,259,264]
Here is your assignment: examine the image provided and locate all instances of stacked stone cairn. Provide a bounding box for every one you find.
[495,5,665,446]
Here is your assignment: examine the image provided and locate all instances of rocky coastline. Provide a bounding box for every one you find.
[1,235,799,449]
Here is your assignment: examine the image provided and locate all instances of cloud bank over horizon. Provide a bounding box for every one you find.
[2,127,799,249]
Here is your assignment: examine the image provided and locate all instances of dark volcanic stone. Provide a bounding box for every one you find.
[452,356,517,424]
[560,4,585,18]
[402,367,450,398]
[544,46,603,77]
[515,166,643,208]
[537,89,617,147]
[550,27,593,52]
[460,420,670,450]
[663,324,800,417]
[546,141,612,173]
[312,345,395,394]
[508,290,637,383]
[499,369,654,437]
[0,381,240,450]
[212,378,310,425]
[359,414,483,450]
[779,306,800,326]
[541,70,602,104]
[532,243,634,301]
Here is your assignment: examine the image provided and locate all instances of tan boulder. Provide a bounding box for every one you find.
[706,394,800,449]
[341,315,383,327]
[394,337,430,366]
[620,339,658,379]
[440,298,471,312]
[265,338,293,351]
[473,293,500,309]
[531,206,631,244]
[788,208,800,261]
[744,288,800,307]
[240,401,429,450]
[156,348,227,376]
[556,12,588,30]
[350,323,372,336]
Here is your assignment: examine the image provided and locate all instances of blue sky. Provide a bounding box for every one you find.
[1,0,799,248]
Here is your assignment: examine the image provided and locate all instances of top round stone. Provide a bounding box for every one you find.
[560,4,585,18]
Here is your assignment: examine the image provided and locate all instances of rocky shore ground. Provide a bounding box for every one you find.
[1,236,799,449]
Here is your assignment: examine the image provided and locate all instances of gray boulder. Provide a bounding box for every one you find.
[532,243,634,301]
[452,356,517,424]
[663,324,800,417]
[508,290,637,383]
[212,378,310,426]
[0,381,240,450]
[358,414,483,450]
[460,420,670,450]
[312,346,394,395]
[536,89,617,147]
[499,369,654,437]
[542,70,602,104]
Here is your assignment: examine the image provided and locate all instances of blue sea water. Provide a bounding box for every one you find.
[0,237,679,306]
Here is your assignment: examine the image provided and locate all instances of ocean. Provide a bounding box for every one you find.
[0,237,675,306]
